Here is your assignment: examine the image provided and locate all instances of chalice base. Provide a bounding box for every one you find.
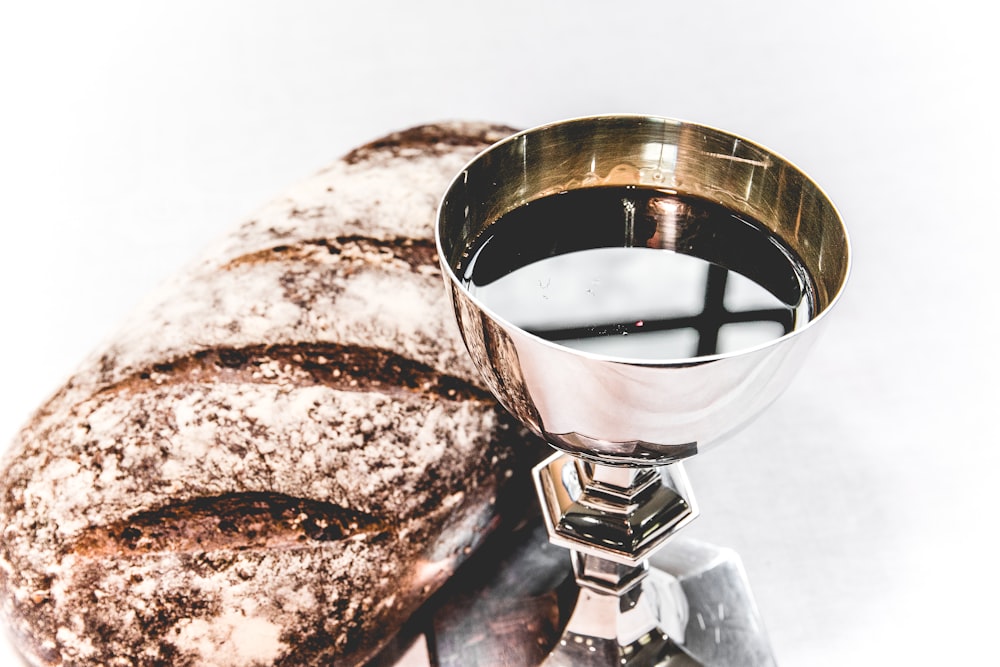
[369,520,776,667]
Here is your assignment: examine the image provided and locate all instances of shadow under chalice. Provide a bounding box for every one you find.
[368,513,772,667]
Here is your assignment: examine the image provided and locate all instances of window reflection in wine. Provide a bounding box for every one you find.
[458,187,814,360]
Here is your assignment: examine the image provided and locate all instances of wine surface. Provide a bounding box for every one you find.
[458,187,814,360]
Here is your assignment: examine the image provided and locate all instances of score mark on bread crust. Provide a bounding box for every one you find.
[69,492,386,559]
[87,342,493,407]
[219,236,440,273]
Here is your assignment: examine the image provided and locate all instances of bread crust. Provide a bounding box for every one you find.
[0,122,542,666]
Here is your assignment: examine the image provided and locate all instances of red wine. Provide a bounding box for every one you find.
[458,187,813,360]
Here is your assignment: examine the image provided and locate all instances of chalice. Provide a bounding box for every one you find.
[435,115,850,665]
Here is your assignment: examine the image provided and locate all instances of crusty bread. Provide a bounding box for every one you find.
[0,122,544,666]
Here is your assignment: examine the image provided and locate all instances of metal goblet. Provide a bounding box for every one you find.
[435,115,850,666]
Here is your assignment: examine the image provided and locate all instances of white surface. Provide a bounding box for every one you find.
[1,1,996,665]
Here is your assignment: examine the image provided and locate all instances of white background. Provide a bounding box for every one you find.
[1,1,997,665]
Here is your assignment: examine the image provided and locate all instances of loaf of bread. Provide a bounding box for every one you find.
[0,122,544,666]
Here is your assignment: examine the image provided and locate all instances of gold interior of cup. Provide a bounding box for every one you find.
[439,114,850,316]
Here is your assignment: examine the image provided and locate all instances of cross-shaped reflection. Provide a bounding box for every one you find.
[528,263,794,358]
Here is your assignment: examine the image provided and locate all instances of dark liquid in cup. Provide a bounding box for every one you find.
[458,187,814,360]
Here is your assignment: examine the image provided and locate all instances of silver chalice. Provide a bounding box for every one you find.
[434,115,850,666]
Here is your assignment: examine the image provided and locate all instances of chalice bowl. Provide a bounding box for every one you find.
[436,115,850,666]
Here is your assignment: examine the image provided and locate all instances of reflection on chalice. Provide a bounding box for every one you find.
[435,115,850,666]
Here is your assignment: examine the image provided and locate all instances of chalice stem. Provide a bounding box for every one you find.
[542,550,693,666]
[533,456,702,664]
[533,455,699,565]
